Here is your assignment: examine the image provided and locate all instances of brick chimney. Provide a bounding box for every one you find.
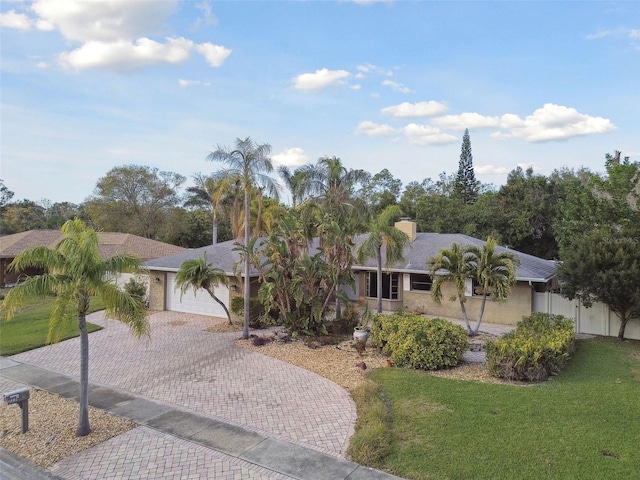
[394,218,416,242]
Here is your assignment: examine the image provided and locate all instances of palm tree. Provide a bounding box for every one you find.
[466,237,519,335]
[356,205,408,313]
[206,137,279,339]
[428,242,476,334]
[174,253,232,324]
[0,219,149,436]
[185,173,234,245]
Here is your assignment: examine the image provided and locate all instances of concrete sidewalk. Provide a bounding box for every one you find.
[0,357,401,480]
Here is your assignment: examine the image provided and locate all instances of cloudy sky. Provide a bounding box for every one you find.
[1,0,638,205]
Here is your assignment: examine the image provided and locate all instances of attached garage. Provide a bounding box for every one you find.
[165,272,230,318]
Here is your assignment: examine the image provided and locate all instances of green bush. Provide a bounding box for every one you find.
[371,311,467,370]
[123,277,147,304]
[485,313,575,382]
[229,296,269,328]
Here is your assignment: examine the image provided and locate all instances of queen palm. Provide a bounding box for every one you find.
[175,253,232,324]
[356,205,408,314]
[0,219,149,436]
[185,173,235,245]
[429,242,476,334]
[466,236,519,335]
[207,137,279,339]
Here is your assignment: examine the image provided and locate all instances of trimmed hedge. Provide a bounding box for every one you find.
[485,313,575,382]
[371,311,467,370]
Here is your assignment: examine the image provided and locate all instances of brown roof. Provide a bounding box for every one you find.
[0,230,186,261]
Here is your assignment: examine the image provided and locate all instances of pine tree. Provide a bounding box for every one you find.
[454,128,479,204]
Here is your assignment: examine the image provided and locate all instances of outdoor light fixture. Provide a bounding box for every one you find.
[230,284,237,291]
[154,276,161,284]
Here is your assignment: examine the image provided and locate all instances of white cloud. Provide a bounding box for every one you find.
[193,1,219,29]
[31,0,177,42]
[476,165,510,175]
[382,80,411,94]
[433,112,504,130]
[178,79,211,87]
[502,103,616,142]
[586,30,611,40]
[59,37,193,71]
[630,29,640,38]
[356,63,393,76]
[355,121,397,137]
[272,147,309,167]
[195,42,231,67]
[382,101,447,118]
[293,68,351,91]
[403,124,457,145]
[0,10,33,29]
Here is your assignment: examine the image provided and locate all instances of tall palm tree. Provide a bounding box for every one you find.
[466,237,519,335]
[428,242,476,334]
[206,137,279,339]
[0,219,149,436]
[175,253,232,324]
[185,173,234,244]
[356,205,408,313]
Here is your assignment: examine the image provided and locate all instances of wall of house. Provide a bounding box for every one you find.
[148,271,167,311]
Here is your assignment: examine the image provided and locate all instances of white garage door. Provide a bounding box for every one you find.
[166,272,230,319]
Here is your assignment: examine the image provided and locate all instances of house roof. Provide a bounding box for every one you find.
[147,232,557,283]
[353,232,557,283]
[0,230,186,261]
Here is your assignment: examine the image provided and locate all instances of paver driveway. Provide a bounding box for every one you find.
[9,311,357,458]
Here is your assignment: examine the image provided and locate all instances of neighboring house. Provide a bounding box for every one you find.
[0,230,186,288]
[146,220,558,327]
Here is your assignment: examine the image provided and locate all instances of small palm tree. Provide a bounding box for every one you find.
[174,253,232,324]
[429,243,476,334]
[0,219,149,437]
[356,205,408,313]
[467,237,519,335]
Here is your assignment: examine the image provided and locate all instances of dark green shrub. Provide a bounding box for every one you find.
[123,277,147,304]
[371,311,467,370]
[230,296,269,328]
[486,313,575,382]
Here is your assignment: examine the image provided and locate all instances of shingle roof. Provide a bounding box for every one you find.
[0,230,186,261]
[353,232,557,282]
[146,232,557,283]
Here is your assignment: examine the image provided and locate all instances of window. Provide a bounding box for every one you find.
[365,272,399,300]
[410,273,432,291]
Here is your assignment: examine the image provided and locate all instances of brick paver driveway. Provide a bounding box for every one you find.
[10,311,357,458]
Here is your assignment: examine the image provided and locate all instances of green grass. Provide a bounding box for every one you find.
[364,338,640,480]
[0,294,104,356]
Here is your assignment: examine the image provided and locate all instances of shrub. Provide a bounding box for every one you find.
[485,313,575,382]
[123,277,147,304]
[230,296,269,328]
[371,311,467,370]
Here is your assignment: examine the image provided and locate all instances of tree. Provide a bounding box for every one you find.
[85,165,185,239]
[429,243,476,333]
[174,253,232,324]
[0,219,149,436]
[184,173,235,244]
[559,230,640,340]
[356,205,408,313]
[358,168,402,214]
[466,237,519,335]
[453,129,479,204]
[206,137,280,339]
[0,179,14,208]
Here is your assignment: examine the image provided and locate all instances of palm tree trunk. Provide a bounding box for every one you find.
[76,313,91,437]
[206,290,232,325]
[459,299,472,335]
[243,188,251,340]
[212,214,218,245]
[472,294,488,337]
[376,247,383,313]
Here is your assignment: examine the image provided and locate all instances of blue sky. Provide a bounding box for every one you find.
[1,0,639,205]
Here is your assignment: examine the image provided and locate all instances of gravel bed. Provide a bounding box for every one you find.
[0,389,135,467]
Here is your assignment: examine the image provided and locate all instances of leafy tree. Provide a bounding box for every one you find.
[358,168,402,214]
[174,252,232,324]
[207,137,280,339]
[184,173,235,245]
[0,219,149,436]
[466,237,519,335]
[356,205,408,313]
[559,230,640,340]
[453,129,479,204]
[0,179,14,208]
[85,165,185,239]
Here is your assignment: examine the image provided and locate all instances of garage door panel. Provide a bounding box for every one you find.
[166,273,229,318]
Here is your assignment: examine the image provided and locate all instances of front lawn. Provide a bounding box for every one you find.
[367,338,640,479]
[0,294,104,356]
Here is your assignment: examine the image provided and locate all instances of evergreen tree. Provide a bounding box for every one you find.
[454,129,479,204]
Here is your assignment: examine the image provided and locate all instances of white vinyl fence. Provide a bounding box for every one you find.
[533,293,640,340]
